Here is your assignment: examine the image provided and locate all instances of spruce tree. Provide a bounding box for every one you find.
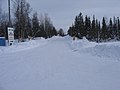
[102,17,107,41]
[68,25,76,37]
[91,15,96,40]
[85,15,91,39]
[113,16,117,39]
[84,15,88,37]
[108,18,113,39]
[117,17,120,40]
[58,28,65,36]
[95,19,100,42]
[74,12,84,38]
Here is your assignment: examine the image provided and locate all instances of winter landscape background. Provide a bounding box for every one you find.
[0,0,120,90]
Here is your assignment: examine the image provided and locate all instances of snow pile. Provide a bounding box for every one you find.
[92,43,120,60]
[71,37,96,49]
[0,38,47,54]
[69,37,120,61]
[68,37,96,52]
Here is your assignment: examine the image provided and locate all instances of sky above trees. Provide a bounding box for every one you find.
[1,0,120,31]
[0,0,3,5]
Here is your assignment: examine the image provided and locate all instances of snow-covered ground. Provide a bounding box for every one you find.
[0,36,120,90]
[69,37,120,61]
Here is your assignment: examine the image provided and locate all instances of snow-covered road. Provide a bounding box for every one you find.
[0,36,120,90]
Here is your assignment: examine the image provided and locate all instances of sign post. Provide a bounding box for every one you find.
[8,27,14,45]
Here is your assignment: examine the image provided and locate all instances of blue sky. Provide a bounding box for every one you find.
[1,0,120,31]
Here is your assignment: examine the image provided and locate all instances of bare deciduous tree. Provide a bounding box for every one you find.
[13,0,32,41]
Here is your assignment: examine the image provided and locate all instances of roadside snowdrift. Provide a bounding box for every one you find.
[69,37,120,61]
[0,38,47,54]
[1,36,120,60]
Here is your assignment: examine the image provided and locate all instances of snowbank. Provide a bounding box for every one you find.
[1,36,120,61]
[69,37,120,61]
[0,38,47,54]
[92,43,120,61]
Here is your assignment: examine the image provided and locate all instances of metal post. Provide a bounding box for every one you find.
[8,0,11,26]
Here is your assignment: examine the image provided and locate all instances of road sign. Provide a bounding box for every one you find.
[8,27,14,45]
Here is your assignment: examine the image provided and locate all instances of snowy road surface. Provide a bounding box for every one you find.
[0,36,120,90]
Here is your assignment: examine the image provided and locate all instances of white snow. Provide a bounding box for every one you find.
[69,37,120,61]
[0,36,120,90]
[0,38,47,54]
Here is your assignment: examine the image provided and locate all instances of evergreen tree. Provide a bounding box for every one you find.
[51,27,57,36]
[117,17,120,40]
[84,15,88,37]
[101,17,107,41]
[113,16,117,39]
[85,15,91,39]
[58,28,64,36]
[95,19,100,42]
[68,12,120,42]
[91,15,96,40]
[68,25,76,37]
[74,12,84,38]
[108,18,113,39]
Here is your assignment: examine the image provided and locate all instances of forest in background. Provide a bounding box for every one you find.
[0,0,120,42]
[68,13,120,42]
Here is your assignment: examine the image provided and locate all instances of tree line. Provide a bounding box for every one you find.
[68,12,120,42]
[0,5,8,38]
[1,0,120,43]
[0,0,65,42]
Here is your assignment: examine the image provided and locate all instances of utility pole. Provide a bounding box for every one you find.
[8,0,11,26]
[8,0,15,46]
